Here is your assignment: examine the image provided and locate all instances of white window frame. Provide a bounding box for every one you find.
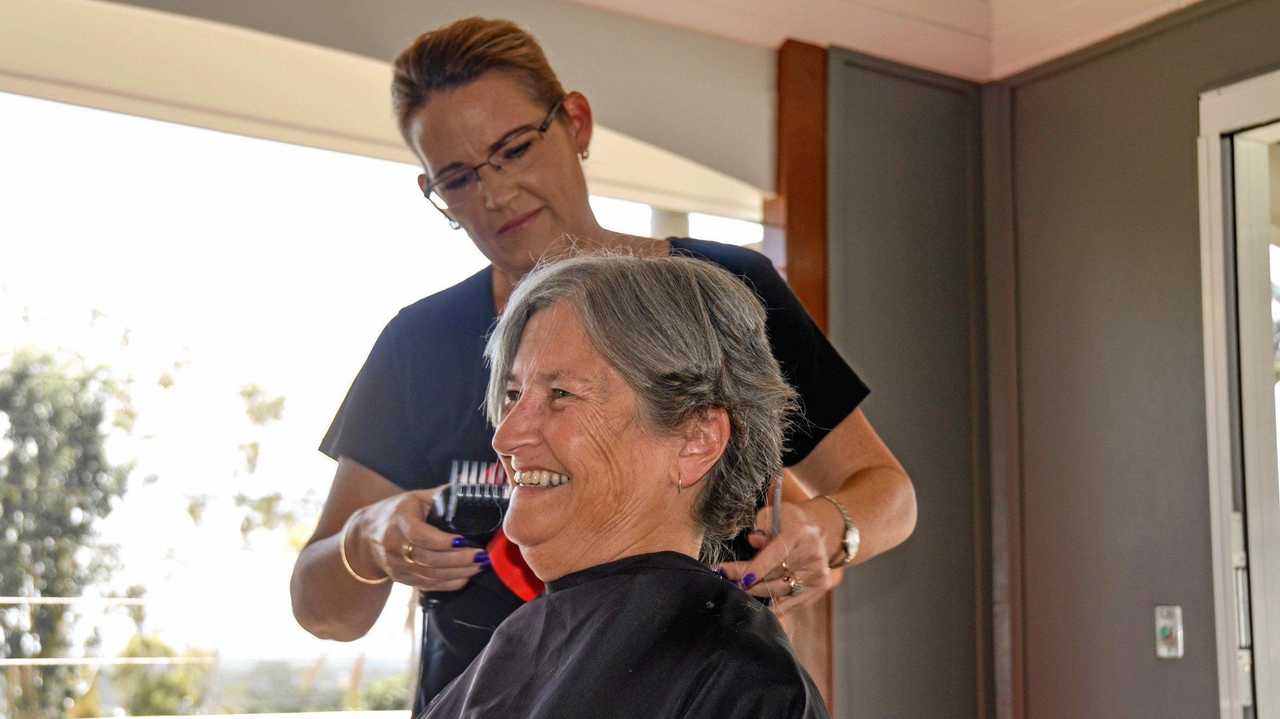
[1199,67,1280,718]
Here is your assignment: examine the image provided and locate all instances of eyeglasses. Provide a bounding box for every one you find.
[423,98,566,212]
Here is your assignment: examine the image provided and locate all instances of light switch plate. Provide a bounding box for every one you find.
[1155,605,1184,659]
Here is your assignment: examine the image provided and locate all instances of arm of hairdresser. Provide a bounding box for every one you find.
[721,409,916,614]
[289,457,486,641]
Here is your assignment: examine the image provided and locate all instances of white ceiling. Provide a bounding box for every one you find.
[3,0,767,217]
[567,0,1208,81]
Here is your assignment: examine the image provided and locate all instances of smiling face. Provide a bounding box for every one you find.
[491,300,704,580]
[408,72,597,279]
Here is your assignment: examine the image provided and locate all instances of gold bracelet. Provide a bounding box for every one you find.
[338,509,389,585]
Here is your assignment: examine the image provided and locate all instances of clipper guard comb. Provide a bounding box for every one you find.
[427,460,510,544]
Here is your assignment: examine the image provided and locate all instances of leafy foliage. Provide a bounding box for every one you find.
[233,492,297,540]
[111,635,213,715]
[0,351,130,717]
[215,659,343,713]
[359,671,412,710]
[239,384,285,426]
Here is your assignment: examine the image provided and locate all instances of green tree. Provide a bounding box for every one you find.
[359,671,412,710]
[239,383,284,426]
[233,382,313,543]
[111,635,213,715]
[234,492,297,540]
[0,351,130,718]
[216,659,342,713]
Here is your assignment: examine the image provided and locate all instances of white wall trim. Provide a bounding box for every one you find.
[1199,132,1246,719]
[0,0,411,162]
[1,0,762,221]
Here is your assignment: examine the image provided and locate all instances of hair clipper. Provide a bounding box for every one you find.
[425,460,510,545]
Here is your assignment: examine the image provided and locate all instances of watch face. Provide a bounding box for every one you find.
[844,526,861,562]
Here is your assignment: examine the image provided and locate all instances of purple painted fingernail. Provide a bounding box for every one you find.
[473,551,489,564]
[741,572,757,588]
[451,537,467,548]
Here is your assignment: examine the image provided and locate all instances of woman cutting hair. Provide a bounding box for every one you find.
[424,252,826,717]
[288,16,916,712]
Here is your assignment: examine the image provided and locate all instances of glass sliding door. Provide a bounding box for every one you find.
[1200,67,1280,718]
[1233,122,1280,718]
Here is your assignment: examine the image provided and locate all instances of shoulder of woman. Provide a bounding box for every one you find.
[377,267,494,351]
[696,587,795,655]
[395,266,490,322]
[681,628,825,718]
[670,239,785,307]
[673,237,774,272]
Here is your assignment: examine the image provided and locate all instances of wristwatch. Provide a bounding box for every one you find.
[818,495,860,567]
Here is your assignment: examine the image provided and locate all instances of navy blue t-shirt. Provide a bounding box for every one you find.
[319,238,869,705]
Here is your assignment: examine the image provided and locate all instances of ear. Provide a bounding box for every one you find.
[676,407,730,490]
[560,91,594,156]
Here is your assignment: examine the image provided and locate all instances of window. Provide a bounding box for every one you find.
[687,212,764,248]
[590,195,653,237]
[0,90,657,716]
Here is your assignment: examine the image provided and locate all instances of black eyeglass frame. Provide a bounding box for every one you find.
[422,98,568,215]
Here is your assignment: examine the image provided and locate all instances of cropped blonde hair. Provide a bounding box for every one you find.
[391,17,566,142]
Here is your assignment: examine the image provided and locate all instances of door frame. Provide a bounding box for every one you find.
[1199,66,1280,718]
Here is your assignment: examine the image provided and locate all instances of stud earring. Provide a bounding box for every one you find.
[448,219,461,230]
[579,149,590,161]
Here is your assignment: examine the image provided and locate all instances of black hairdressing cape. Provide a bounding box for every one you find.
[419,552,830,719]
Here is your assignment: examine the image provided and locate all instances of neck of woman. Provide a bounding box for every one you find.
[525,520,705,583]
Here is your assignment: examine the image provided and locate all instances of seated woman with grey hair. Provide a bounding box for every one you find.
[419,254,829,719]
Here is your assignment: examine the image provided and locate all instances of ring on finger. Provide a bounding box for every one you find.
[785,574,805,596]
[402,541,418,566]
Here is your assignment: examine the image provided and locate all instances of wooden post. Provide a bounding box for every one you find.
[765,38,835,711]
[766,39,828,328]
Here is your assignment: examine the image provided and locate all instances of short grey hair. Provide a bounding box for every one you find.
[484,253,798,561]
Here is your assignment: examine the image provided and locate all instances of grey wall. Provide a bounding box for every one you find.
[827,48,985,718]
[989,0,1280,716]
[106,0,775,191]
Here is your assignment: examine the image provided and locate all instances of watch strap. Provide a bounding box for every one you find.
[817,494,857,567]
